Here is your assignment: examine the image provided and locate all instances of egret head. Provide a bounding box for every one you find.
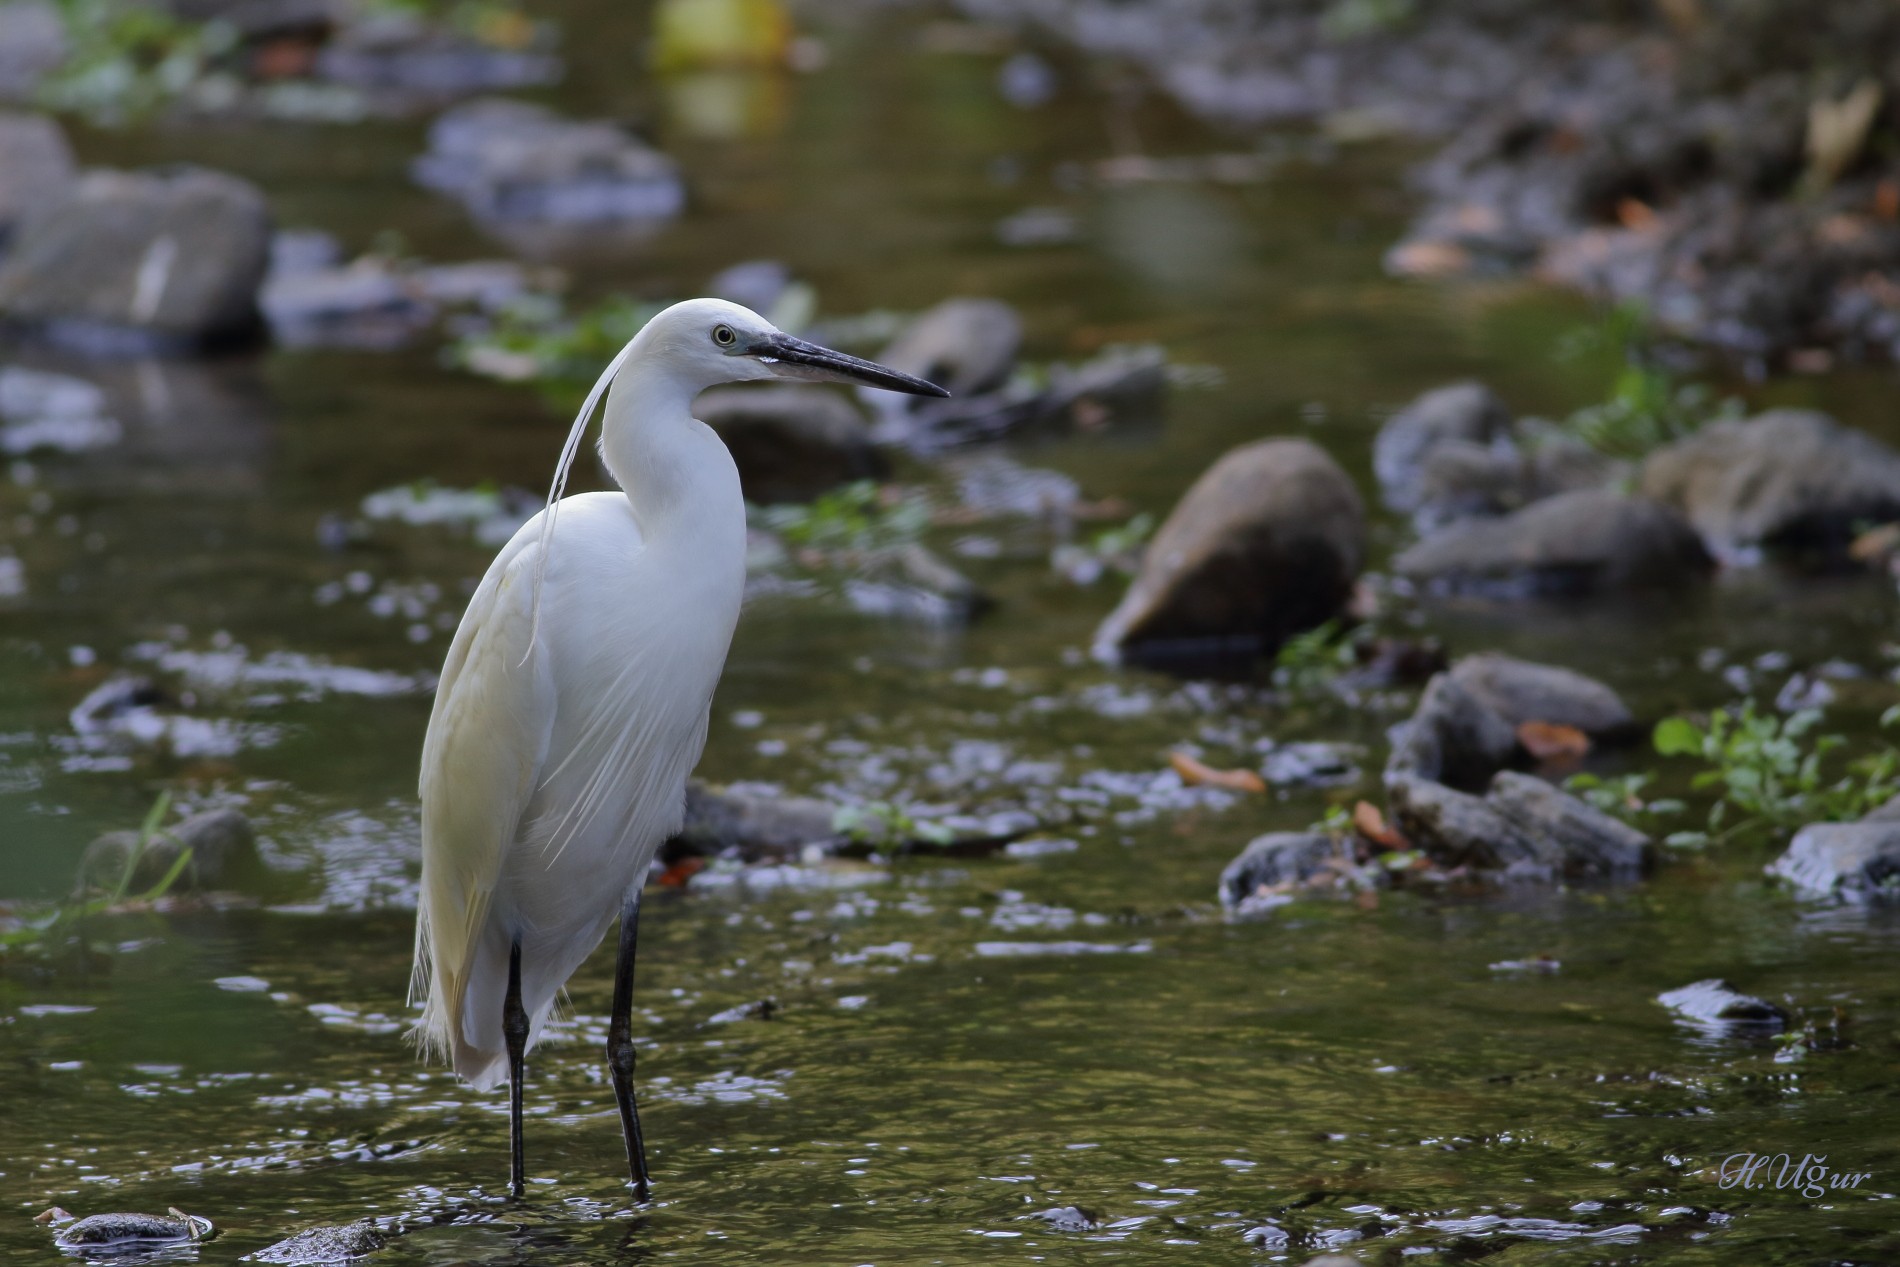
[639,298,950,397]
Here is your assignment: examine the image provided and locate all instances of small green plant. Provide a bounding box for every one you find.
[832,800,955,849]
[1549,301,1742,461]
[0,793,195,953]
[752,482,930,555]
[1652,702,1900,847]
[1051,512,1152,585]
[39,0,236,123]
[449,295,670,394]
[1563,771,1685,825]
[1272,621,1355,692]
[1319,0,1416,41]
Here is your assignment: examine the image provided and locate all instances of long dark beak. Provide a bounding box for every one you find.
[747,333,949,397]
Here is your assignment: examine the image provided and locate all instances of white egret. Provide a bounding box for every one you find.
[409,298,947,1198]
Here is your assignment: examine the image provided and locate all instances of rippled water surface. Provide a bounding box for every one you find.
[4,3,1899,1263]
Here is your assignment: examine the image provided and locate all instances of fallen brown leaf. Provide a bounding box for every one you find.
[654,857,706,888]
[1517,720,1591,762]
[1169,751,1266,793]
[1352,800,1408,850]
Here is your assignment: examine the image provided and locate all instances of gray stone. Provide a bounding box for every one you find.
[0,2,66,101]
[1413,438,1532,529]
[261,258,433,350]
[1861,794,1900,823]
[1657,978,1788,1029]
[846,544,990,626]
[679,780,839,861]
[1387,774,1556,874]
[79,808,259,893]
[1385,673,1522,792]
[867,297,1021,410]
[708,259,792,316]
[1092,438,1365,665]
[1486,771,1651,877]
[0,167,272,351]
[413,98,684,227]
[1217,831,1345,911]
[1374,381,1513,512]
[250,1219,386,1265]
[1037,343,1167,430]
[694,385,886,504]
[55,1210,210,1247]
[0,112,74,245]
[1641,409,1900,561]
[1767,821,1900,902]
[1448,653,1635,738]
[1394,489,1712,596]
[316,14,557,100]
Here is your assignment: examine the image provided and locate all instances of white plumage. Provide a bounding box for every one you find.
[405,297,947,1195]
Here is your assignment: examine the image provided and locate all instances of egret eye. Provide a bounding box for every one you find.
[712,324,736,347]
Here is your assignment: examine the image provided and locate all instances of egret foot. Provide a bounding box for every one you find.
[503,941,529,1199]
[606,888,651,1200]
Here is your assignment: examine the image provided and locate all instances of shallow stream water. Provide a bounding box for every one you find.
[3,3,1898,1263]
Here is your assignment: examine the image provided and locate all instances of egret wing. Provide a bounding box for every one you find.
[412,539,554,1063]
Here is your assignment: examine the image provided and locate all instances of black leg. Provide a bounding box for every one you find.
[606,887,651,1200]
[503,940,529,1199]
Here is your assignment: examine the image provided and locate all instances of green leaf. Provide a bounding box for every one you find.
[1654,717,1703,757]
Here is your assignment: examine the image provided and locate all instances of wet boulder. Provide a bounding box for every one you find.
[1394,489,1712,597]
[54,1209,212,1250]
[0,167,272,353]
[887,344,1166,450]
[679,779,839,862]
[261,253,433,350]
[1386,775,1554,874]
[1385,672,1524,791]
[1037,343,1167,431]
[412,98,684,227]
[1766,821,1900,902]
[1657,979,1788,1030]
[694,385,887,504]
[1447,653,1635,740]
[0,113,74,247]
[1373,381,1513,512]
[79,808,260,893]
[864,297,1021,413]
[1640,410,1900,562]
[251,1219,387,1264]
[1217,831,1348,913]
[1092,438,1365,667]
[1388,769,1650,879]
[1485,771,1651,877]
[847,544,991,626]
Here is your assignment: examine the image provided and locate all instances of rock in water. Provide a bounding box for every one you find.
[412,98,685,227]
[1373,381,1513,512]
[1092,438,1365,667]
[1447,653,1635,738]
[679,780,840,861]
[1385,672,1523,791]
[251,1219,386,1264]
[1217,831,1349,914]
[1388,770,1652,880]
[1641,410,1900,562]
[0,112,73,246]
[1394,488,1711,596]
[1767,822,1900,902]
[1485,771,1650,877]
[0,168,271,353]
[865,297,1022,411]
[79,808,259,892]
[1657,979,1788,1030]
[1386,775,1554,874]
[55,1209,211,1248]
[694,385,886,503]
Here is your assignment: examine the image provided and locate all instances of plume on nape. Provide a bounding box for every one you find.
[522,336,641,662]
